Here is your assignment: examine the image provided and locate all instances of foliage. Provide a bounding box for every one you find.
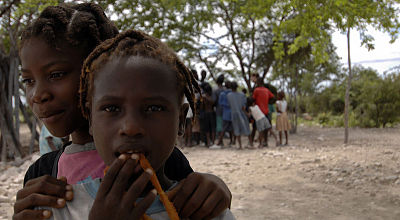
[305,66,400,128]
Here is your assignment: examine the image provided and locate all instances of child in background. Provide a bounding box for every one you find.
[253,78,279,147]
[226,82,250,149]
[191,69,201,145]
[276,91,291,146]
[248,98,271,148]
[183,97,193,147]
[15,4,231,219]
[201,84,216,147]
[78,29,235,219]
[212,75,225,147]
[39,126,66,155]
[217,81,234,147]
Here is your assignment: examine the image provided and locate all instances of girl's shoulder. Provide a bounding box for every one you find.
[23,142,71,185]
[23,149,63,185]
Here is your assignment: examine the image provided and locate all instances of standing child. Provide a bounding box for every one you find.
[226,82,250,149]
[212,75,225,139]
[276,91,291,145]
[183,97,193,147]
[15,4,231,220]
[217,81,234,147]
[200,84,216,147]
[248,98,271,148]
[252,78,279,147]
[77,29,235,219]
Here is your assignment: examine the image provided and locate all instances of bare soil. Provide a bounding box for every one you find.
[182,125,400,220]
[1,124,400,219]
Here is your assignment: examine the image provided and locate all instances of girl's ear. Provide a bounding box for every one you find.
[178,103,189,136]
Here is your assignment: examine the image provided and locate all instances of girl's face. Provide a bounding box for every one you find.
[20,37,88,138]
[90,57,187,172]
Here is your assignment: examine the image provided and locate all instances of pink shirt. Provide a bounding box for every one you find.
[57,142,106,185]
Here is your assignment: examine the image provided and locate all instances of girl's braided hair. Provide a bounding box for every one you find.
[79,29,201,119]
[20,3,118,57]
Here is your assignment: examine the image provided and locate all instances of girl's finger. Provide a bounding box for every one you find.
[179,183,210,218]
[108,154,139,197]
[13,209,52,220]
[171,178,198,213]
[14,193,67,214]
[204,199,226,220]
[122,168,153,206]
[97,154,127,197]
[24,175,64,187]
[129,189,157,220]
[16,180,69,202]
[167,178,185,201]
[191,191,224,220]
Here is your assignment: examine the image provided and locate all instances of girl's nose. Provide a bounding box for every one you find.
[119,113,145,138]
[31,84,52,104]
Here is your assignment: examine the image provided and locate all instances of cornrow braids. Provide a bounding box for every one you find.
[79,29,201,119]
[20,3,118,57]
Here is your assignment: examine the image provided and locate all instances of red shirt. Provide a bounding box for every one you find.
[253,87,274,115]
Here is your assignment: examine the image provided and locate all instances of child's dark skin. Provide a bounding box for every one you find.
[89,57,183,219]
[15,38,89,220]
[89,57,228,219]
[15,37,231,220]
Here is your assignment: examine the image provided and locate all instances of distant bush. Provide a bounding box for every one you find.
[302,67,400,128]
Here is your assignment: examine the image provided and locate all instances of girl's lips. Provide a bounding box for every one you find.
[40,110,65,124]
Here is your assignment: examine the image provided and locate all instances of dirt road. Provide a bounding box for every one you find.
[183,126,400,220]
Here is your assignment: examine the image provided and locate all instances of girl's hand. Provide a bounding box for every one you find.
[89,154,156,220]
[13,176,73,220]
[168,172,231,220]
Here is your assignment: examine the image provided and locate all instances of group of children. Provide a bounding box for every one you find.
[182,72,292,150]
[15,3,234,220]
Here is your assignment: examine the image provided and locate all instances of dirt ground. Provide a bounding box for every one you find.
[1,124,400,219]
[182,125,400,220]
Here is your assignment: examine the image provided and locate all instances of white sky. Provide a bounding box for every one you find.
[332,28,400,74]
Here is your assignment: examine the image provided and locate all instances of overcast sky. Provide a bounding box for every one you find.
[332,27,400,74]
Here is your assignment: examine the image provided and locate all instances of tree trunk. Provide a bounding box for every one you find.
[19,98,40,141]
[29,118,37,154]
[0,109,22,158]
[344,27,352,144]
[12,56,20,141]
[1,134,5,164]
[0,53,23,158]
[291,67,299,134]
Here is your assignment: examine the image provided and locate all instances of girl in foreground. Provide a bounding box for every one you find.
[15,3,230,219]
[78,29,234,219]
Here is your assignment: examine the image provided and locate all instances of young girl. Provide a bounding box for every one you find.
[226,82,250,149]
[248,98,271,148]
[15,3,231,220]
[77,29,234,219]
[276,91,291,145]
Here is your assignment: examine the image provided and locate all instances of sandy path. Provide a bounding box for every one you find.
[183,126,400,220]
[1,125,400,219]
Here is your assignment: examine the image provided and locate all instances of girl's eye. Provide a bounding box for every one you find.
[145,105,165,112]
[49,71,66,80]
[21,78,34,86]
[104,105,120,112]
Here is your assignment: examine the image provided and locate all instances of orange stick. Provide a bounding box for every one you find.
[139,154,180,220]
[103,154,180,220]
